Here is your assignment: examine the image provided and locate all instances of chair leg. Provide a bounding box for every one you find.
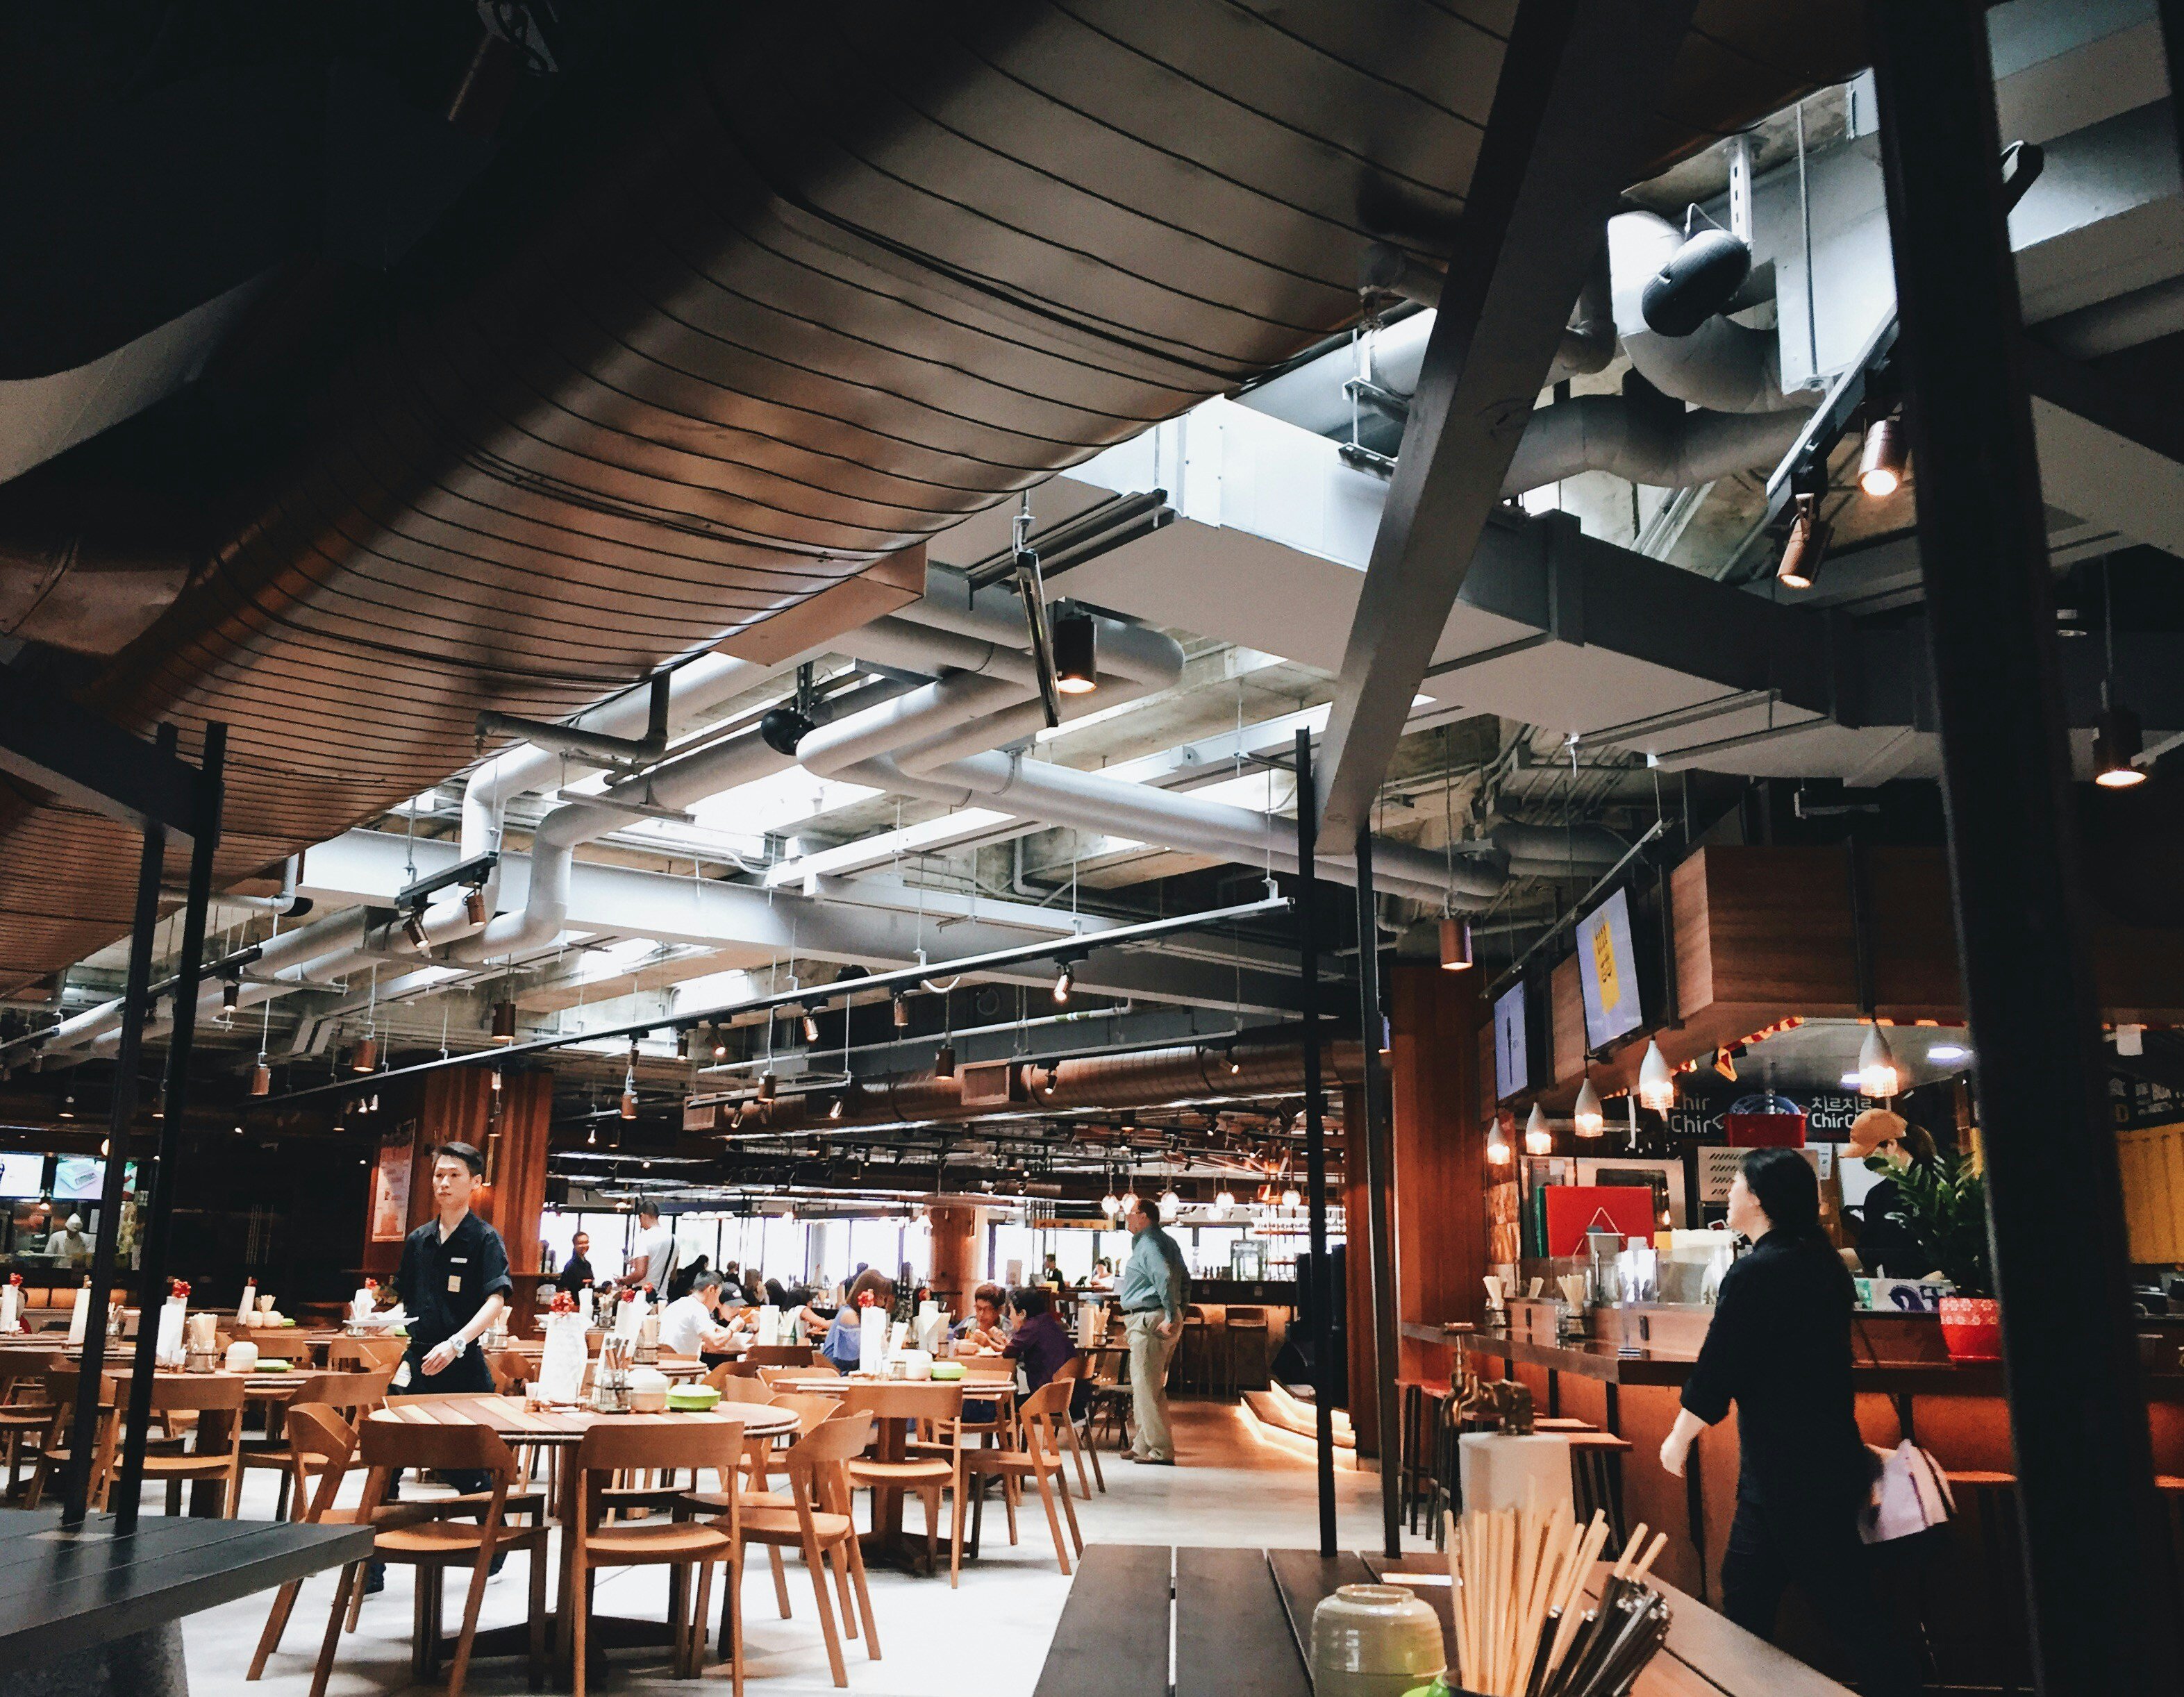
[801,1530,848,1689]
[447,1537,497,1697]
[768,1544,792,1618]
[731,1549,745,1697]
[844,1534,881,1661]
[570,1558,590,1697]
[249,1576,303,1678]
[1053,1458,1085,1555]
[951,1472,967,1588]
[1033,1466,1074,1575]
[309,1563,361,1697]
[1083,1423,1105,1492]
[828,1539,858,1640]
[1002,1474,1019,1545]
[528,1537,548,1692]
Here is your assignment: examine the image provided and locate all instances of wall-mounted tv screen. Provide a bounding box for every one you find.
[52,1157,105,1201]
[0,1153,45,1200]
[1493,980,1530,1101]
[1576,886,1645,1050]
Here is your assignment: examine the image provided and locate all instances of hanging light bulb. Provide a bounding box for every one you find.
[933,1042,956,1079]
[587,1123,597,1146]
[1637,1040,1676,1113]
[221,978,240,1019]
[1159,1186,1182,1216]
[1101,1190,1122,1217]
[1214,1189,1235,1216]
[2094,704,2147,787]
[251,1058,272,1096]
[1281,1186,1301,1210]
[490,1000,517,1043]
[1438,917,1474,971]
[1858,1022,1901,1098]
[801,1008,822,1044]
[1052,962,1074,1005]
[99,1138,110,1157]
[892,993,910,1030]
[490,1067,503,1094]
[351,1035,377,1073]
[1524,1103,1552,1156]
[1574,1076,1605,1138]
[1487,1123,1512,1165]
[1856,416,1907,498]
[711,1029,728,1060]
[1119,1189,1139,1217]
[368,1093,379,1113]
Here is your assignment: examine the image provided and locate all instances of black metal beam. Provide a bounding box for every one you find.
[1868,8,2181,1691]
[0,664,208,837]
[59,727,174,1530]
[1294,729,1337,1555]
[1313,0,1699,842]
[1351,830,1403,1558]
[113,724,224,1534]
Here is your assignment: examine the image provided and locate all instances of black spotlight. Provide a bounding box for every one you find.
[758,704,815,757]
[1053,610,1097,695]
[1640,226,1751,338]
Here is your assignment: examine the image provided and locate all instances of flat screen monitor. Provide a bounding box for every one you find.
[52,1157,104,1201]
[1576,886,1645,1050]
[0,1153,44,1200]
[1492,980,1530,1100]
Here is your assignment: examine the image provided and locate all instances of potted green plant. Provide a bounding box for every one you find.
[1865,1151,1999,1361]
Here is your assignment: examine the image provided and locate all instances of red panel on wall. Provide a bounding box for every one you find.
[1542,1185,1658,1257]
[1724,1112,1807,1148]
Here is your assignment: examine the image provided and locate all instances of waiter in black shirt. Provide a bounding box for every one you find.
[1661,1147,1918,1697]
[556,1230,596,1296]
[396,1142,512,1399]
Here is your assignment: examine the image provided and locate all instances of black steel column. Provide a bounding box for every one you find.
[58,728,174,1530]
[115,724,224,1532]
[1869,9,2179,1691]
[1351,828,1404,1557]
[1294,728,1337,1555]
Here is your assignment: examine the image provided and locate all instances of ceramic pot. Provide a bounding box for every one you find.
[1939,1295,2001,1362]
[1309,1584,1445,1697]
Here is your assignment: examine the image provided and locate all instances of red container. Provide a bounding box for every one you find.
[1939,1295,2002,1362]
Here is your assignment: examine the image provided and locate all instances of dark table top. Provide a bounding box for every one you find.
[0,1510,373,1660]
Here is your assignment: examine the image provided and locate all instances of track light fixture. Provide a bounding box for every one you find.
[1051,962,1073,1005]
[828,1094,846,1120]
[490,1000,517,1043]
[892,993,910,1030]
[1052,608,1098,694]
[801,1009,822,1044]
[2095,706,2147,787]
[757,1071,777,1101]
[620,1074,638,1120]
[221,978,240,1019]
[1573,1075,1605,1138]
[933,1042,956,1079]
[368,1093,379,1113]
[1524,1103,1551,1156]
[1857,1022,1900,1099]
[490,1067,503,1094]
[1856,416,1907,499]
[351,1035,377,1073]
[58,1094,74,1119]
[465,885,489,926]
[1438,917,1474,972]
[1775,493,1831,591]
[1637,1039,1676,1113]
[401,911,428,948]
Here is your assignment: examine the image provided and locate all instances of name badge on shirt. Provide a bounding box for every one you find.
[448,1275,464,1293]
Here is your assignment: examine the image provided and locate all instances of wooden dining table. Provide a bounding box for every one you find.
[765,1365,1017,1569]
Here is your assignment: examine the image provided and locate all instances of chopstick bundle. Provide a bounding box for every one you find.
[1442,1506,1670,1697]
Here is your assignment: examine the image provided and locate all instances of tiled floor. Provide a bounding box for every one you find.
[183,1399,1402,1696]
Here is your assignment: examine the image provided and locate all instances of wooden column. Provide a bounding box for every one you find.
[1386,964,1490,1383]
[411,1067,554,1326]
[926,1203,978,1312]
[1343,1087,1381,1456]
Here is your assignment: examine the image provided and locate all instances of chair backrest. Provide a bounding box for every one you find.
[742,1344,815,1367]
[767,1391,847,1435]
[488,1350,530,1395]
[327,1335,407,1371]
[290,1367,394,1419]
[284,1403,358,1470]
[1226,1305,1268,1326]
[1015,1376,1074,1455]
[358,1413,519,1478]
[571,1416,747,1479]
[710,1373,777,1405]
[131,1373,247,1413]
[839,1381,965,1425]
[784,1412,874,1511]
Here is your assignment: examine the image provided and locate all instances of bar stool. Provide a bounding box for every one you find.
[1397,1380,1451,1535]
[1219,1307,1269,1401]
[1177,1306,1209,1394]
[1947,1470,2024,1696]
[1565,1429,1631,1546]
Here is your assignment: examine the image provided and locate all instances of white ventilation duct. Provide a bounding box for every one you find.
[1500,391,1809,497]
[1607,211,1806,416]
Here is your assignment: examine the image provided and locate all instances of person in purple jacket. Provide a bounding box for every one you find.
[1001,1286,1085,1413]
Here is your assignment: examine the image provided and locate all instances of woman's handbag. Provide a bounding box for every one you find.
[1861,1439,1956,1542]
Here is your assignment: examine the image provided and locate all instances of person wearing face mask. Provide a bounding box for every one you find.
[1659,1148,1920,1697]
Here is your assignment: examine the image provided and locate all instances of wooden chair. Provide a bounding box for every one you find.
[107,1373,247,1519]
[21,1364,117,1511]
[959,1378,1084,1575]
[310,1419,549,1697]
[0,1353,60,1500]
[562,1420,746,1697]
[242,1367,395,1517]
[724,1414,878,1689]
[840,1382,967,1583]
[740,1344,815,1368]
[1053,1355,1105,1497]
[326,1335,407,1371]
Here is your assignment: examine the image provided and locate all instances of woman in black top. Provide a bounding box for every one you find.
[1660,1148,1919,1697]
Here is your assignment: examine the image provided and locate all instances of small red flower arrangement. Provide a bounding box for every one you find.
[548,1290,578,1315]
[169,1278,190,1300]
[856,1289,876,1309]
[7,1273,20,1287]
[363,1278,378,1294]
[618,1288,638,1304]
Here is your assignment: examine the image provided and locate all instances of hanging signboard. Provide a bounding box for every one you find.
[371,1123,417,1243]
[1493,980,1530,1100]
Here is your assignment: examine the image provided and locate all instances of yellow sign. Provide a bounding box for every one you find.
[1592,917,1624,1014]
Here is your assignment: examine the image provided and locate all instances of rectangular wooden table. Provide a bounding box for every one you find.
[0,1506,371,1671]
[1033,1546,1858,1697]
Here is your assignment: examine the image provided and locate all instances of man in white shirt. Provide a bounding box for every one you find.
[625,1202,678,1294]
[660,1272,746,1363]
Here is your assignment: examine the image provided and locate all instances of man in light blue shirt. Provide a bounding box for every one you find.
[1119,1198,1185,1463]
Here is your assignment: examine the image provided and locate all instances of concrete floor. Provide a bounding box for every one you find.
[181,1400,1401,1696]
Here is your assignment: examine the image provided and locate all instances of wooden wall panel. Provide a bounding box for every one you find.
[1387,965,1489,1385]
[1550,956,1585,1085]
[1344,1088,1380,1455]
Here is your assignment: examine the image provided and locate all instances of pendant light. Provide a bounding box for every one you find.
[1101,1189,1122,1217]
[933,1042,956,1079]
[251,1060,272,1096]
[1053,609,1098,694]
[1281,1186,1301,1210]
[892,993,910,1030]
[1438,917,1474,972]
[1857,1021,1900,1098]
[1214,1189,1235,1216]
[1637,1039,1676,1112]
[490,998,517,1043]
[1486,1123,1512,1165]
[1523,1103,1552,1156]
[1159,1186,1182,1217]
[350,1034,377,1073]
[1573,1074,1605,1138]
[2095,558,2148,787]
[1119,1188,1139,1217]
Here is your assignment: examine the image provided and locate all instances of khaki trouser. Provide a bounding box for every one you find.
[1125,1309,1180,1460]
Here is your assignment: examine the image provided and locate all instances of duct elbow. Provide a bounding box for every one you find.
[1608,212,1804,416]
